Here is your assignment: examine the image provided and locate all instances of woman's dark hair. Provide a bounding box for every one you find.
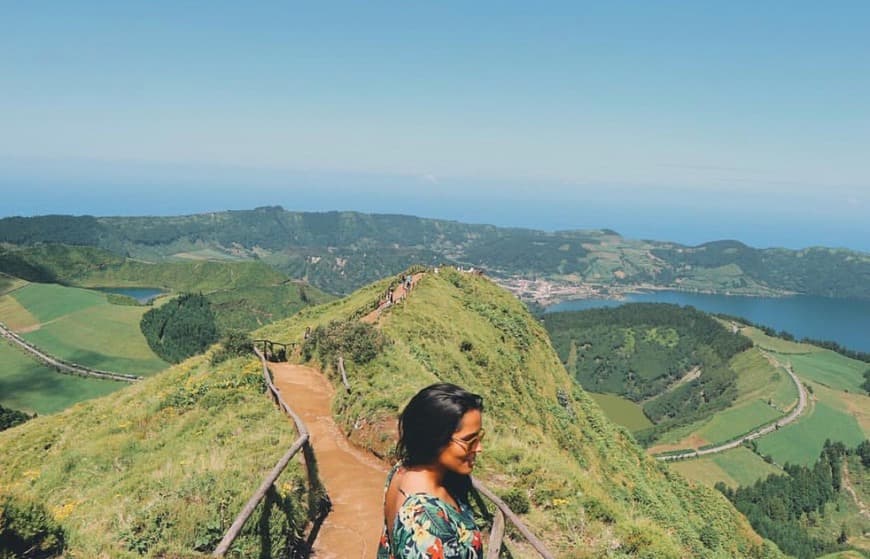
[397,383,484,468]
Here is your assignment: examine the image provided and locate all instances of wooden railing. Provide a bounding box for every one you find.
[472,478,555,559]
[213,347,330,557]
[252,339,294,362]
[336,356,351,392]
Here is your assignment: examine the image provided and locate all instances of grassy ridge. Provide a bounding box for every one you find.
[258,269,782,558]
[0,352,307,558]
[0,271,786,558]
[3,209,869,299]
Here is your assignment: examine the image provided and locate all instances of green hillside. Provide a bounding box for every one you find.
[0,269,785,558]
[1,208,868,299]
[0,243,334,335]
[542,304,753,445]
[259,269,782,558]
[5,282,169,377]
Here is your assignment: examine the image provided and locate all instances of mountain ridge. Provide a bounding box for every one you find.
[0,268,785,557]
[1,208,867,300]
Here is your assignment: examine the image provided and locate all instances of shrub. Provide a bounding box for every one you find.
[210,330,254,364]
[0,494,66,559]
[303,320,384,366]
[498,488,530,514]
[0,405,32,432]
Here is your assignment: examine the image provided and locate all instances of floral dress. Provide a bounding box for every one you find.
[377,464,483,559]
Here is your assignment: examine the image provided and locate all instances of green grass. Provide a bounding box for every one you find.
[0,342,122,415]
[10,283,104,324]
[756,387,865,466]
[668,447,783,489]
[775,350,867,393]
[0,353,306,558]
[732,348,797,410]
[740,326,820,354]
[0,270,788,559]
[648,348,797,451]
[257,269,785,559]
[11,286,169,377]
[588,392,653,431]
[696,399,781,444]
[710,447,784,487]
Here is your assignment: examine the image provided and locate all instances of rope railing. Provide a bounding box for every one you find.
[472,477,555,559]
[213,346,330,557]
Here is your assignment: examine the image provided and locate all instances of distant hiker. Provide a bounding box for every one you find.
[388,288,394,304]
[304,326,311,340]
[377,383,484,558]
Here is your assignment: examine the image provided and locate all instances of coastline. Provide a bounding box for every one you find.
[493,275,794,308]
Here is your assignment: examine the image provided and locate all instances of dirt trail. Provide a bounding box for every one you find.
[361,273,424,324]
[842,461,870,520]
[271,362,388,559]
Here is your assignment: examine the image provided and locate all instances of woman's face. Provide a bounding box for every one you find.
[437,409,483,475]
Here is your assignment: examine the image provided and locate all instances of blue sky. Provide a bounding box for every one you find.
[1,2,868,250]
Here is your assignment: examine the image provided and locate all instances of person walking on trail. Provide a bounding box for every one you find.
[377,383,485,559]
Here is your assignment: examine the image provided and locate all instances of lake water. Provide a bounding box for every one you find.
[546,291,870,353]
[95,287,166,303]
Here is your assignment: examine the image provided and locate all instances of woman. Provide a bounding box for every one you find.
[377,383,485,558]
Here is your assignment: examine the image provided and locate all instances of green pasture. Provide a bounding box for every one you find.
[10,283,104,324]
[0,342,122,415]
[756,387,865,466]
[589,392,653,431]
[650,348,797,451]
[696,399,781,444]
[21,305,168,376]
[740,326,822,354]
[775,349,867,393]
[6,282,169,377]
[668,446,782,488]
[732,348,797,410]
[0,292,38,330]
[0,275,26,295]
[650,417,710,447]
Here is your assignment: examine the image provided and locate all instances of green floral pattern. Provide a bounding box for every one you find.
[377,465,483,559]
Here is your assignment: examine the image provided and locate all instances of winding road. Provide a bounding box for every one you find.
[657,353,808,461]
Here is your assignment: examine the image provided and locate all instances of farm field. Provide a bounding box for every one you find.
[648,347,796,453]
[0,342,122,414]
[740,325,823,354]
[756,383,865,466]
[693,348,797,443]
[588,392,652,431]
[774,349,867,393]
[2,282,168,377]
[668,446,782,488]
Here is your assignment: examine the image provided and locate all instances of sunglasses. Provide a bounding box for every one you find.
[451,428,485,451]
